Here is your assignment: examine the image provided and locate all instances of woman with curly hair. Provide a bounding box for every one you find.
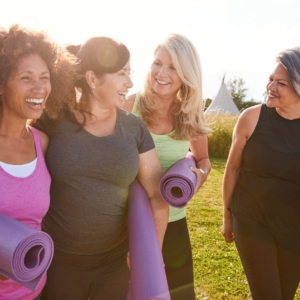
[35,36,168,300]
[0,24,74,300]
[123,33,211,300]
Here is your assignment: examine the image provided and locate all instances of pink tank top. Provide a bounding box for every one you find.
[0,127,51,300]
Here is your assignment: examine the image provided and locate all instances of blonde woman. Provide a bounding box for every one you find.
[124,33,211,300]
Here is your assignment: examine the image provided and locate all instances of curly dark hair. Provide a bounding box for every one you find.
[0,24,78,131]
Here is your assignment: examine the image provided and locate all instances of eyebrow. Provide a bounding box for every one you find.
[17,70,50,76]
[269,75,289,82]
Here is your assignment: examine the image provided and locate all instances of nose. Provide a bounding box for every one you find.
[157,65,167,76]
[126,76,133,89]
[32,79,46,93]
[267,81,277,92]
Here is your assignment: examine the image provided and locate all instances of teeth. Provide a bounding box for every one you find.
[26,98,44,104]
[157,79,169,85]
[118,92,128,97]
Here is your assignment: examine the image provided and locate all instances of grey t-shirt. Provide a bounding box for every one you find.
[44,109,155,255]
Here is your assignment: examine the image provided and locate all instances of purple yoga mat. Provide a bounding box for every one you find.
[127,179,170,300]
[159,152,197,208]
[0,212,54,291]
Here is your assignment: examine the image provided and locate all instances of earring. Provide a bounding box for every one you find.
[91,86,95,93]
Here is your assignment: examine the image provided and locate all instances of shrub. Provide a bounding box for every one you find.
[205,114,238,158]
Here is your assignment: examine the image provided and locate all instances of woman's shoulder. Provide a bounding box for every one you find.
[31,128,49,155]
[36,130,49,155]
[239,104,262,121]
[118,108,147,131]
[235,104,262,139]
[119,107,141,122]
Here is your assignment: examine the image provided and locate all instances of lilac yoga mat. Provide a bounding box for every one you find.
[127,180,170,300]
[159,152,197,208]
[0,212,54,291]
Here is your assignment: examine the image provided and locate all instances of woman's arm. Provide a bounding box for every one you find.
[137,149,169,249]
[222,105,261,243]
[189,135,211,192]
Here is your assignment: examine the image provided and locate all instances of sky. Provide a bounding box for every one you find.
[2,0,300,102]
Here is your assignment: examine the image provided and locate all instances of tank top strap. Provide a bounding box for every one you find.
[29,126,43,159]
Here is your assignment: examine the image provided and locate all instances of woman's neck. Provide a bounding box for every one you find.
[0,110,29,139]
[155,95,175,115]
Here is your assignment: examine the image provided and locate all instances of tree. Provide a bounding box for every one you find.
[226,77,248,110]
[242,99,261,109]
[204,98,212,111]
[225,77,262,110]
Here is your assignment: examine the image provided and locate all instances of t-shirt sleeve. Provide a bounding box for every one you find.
[135,116,155,154]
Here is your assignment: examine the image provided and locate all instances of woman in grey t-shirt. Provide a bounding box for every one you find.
[37,36,169,300]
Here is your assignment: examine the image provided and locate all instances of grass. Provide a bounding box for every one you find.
[206,115,238,158]
[187,158,300,300]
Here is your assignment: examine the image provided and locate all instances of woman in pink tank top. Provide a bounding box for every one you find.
[0,25,74,300]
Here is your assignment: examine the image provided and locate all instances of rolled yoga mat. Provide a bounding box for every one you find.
[0,212,54,291]
[159,152,197,208]
[127,179,170,300]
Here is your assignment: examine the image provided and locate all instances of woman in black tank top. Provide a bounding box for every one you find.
[222,47,300,300]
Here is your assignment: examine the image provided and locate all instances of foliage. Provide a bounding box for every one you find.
[226,77,247,110]
[187,158,300,299]
[225,77,261,110]
[204,98,212,111]
[205,114,238,158]
[242,99,261,110]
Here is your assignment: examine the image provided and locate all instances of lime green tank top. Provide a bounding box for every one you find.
[132,92,190,222]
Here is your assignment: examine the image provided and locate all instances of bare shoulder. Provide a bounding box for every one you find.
[236,104,262,139]
[38,130,49,156]
[240,104,262,118]
[123,93,136,112]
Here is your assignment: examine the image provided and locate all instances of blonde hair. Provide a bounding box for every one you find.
[139,33,211,140]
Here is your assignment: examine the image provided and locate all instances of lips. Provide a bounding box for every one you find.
[267,93,277,99]
[118,92,128,99]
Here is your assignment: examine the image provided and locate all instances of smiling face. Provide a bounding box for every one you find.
[94,60,133,109]
[150,47,183,98]
[0,54,51,120]
[266,63,300,110]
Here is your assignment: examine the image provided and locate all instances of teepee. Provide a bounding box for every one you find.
[204,77,240,115]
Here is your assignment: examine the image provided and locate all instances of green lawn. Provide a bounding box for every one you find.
[187,158,300,300]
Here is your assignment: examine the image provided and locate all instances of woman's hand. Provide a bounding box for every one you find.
[190,166,207,192]
[222,213,234,243]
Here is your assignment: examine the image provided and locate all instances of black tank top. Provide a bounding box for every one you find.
[231,104,300,233]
